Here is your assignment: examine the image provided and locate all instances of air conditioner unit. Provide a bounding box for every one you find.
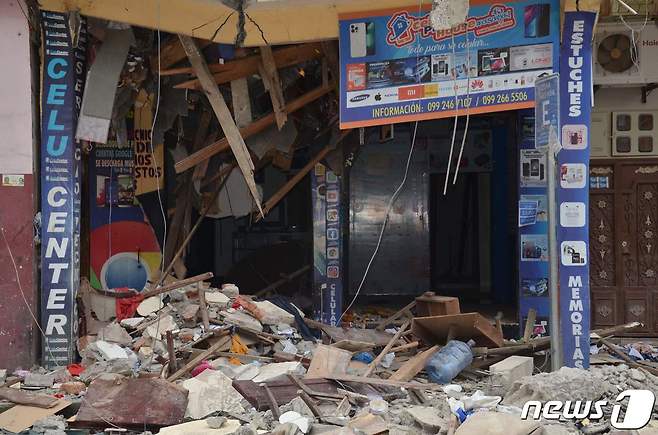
[612,110,658,156]
[594,22,658,86]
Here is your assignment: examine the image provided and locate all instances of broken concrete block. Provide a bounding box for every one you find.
[490,356,534,390]
[221,283,240,297]
[182,369,245,419]
[137,296,164,316]
[206,416,227,429]
[222,310,263,332]
[181,304,200,322]
[252,361,306,383]
[454,412,539,435]
[144,315,178,339]
[279,396,315,420]
[94,340,129,361]
[205,291,230,306]
[120,317,144,328]
[98,322,133,346]
[254,301,295,325]
[60,381,86,395]
[0,369,7,384]
[402,406,444,432]
[279,411,311,434]
[159,419,241,435]
[23,372,55,388]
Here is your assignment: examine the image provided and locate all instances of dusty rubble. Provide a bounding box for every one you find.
[0,282,657,435]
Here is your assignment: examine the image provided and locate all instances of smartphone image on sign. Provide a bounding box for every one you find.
[349,22,375,58]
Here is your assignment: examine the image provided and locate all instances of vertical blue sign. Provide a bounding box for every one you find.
[40,11,86,368]
[558,11,595,368]
[312,163,343,325]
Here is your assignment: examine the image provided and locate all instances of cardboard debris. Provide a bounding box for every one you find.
[0,400,71,433]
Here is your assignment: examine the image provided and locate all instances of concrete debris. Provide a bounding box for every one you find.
[120,317,144,328]
[205,291,231,306]
[402,406,445,432]
[252,361,306,383]
[182,369,245,418]
[98,322,133,346]
[221,283,240,297]
[159,419,242,434]
[222,309,264,332]
[489,356,533,390]
[144,314,178,339]
[454,412,540,435]
[137,295,164,316]
[23,372,54,388]
[504,367,615,407]
[59,381,86,395]
[254,300,296,325]
[279,410,311,434]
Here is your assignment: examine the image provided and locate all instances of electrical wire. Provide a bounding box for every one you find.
[618,0,649,70]
[337,121,419,324]
[443,32,461,195]
[337,0,424,324]
[452,22,472,185]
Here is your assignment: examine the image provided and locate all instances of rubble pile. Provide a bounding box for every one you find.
[0,284,657,434]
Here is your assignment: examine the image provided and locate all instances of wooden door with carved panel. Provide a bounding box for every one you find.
[590,160,658,335]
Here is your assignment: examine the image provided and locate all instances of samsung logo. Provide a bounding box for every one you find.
[350,94,370,103]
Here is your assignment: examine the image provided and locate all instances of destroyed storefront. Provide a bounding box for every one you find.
[0,0,656,434]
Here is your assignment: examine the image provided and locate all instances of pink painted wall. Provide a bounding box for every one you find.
[0,1,37,369]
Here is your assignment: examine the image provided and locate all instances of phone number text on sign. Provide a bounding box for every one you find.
[371,89,531,119]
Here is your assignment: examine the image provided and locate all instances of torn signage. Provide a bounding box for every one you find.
[88,140,162,292]
[558,11,595,369]
[338,0,560,128]
[40,11,87,368]
[131,90,165,196]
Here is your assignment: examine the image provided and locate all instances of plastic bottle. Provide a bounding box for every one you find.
[425,340,474,384]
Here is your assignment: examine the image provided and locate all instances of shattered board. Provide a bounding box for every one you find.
[74,378,188,428]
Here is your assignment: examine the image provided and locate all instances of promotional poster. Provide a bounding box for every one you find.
[518,111,550,334]
[339,0,560,128]
[40,11,86,368]
[88,97,163,293]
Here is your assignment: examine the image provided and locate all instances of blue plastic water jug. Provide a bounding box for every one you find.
[425,340,473,384]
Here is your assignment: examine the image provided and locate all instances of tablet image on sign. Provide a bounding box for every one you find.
[560,163,587,188]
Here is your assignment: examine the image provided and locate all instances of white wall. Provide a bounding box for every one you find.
[0,1,33,175]
[595,86,658,112]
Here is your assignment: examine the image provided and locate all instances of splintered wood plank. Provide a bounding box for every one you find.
[306,344,353,379]
[363,320,410,377]
[259,46,287,129]
[178,35,263,216]
[169,43,322,88]
[152,37,211,70]
[389,345,439,382]
[174,84,332,173]
[0,387,59,408]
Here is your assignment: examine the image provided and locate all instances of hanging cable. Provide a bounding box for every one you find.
[452,22,472,185]
[443,32,460,195]
[338,122,419,324]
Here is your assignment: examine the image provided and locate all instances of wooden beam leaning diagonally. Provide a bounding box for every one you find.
[178,35,264,217]
[254,129,352,222]
[259,45,287,129]
[174,84,333,174]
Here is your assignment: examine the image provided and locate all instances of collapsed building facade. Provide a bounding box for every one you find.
[0,0,657,433]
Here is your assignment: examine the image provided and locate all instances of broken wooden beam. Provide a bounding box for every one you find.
[169,43,322,88]
[363,320,410,377]
[197,284,210,331]
[174,84,333,173]
[166,330,178,376]
[375,301,416,331]
[389,345,439,382]
[261,383,280,419]
[254,265,311,297]
[178,34,263,216]
[142,272,214,299]
[167,333,230,382]
[259,46,287,129]
[255,129,351,221]
[152,36,211,70]
[322,374,447,391]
